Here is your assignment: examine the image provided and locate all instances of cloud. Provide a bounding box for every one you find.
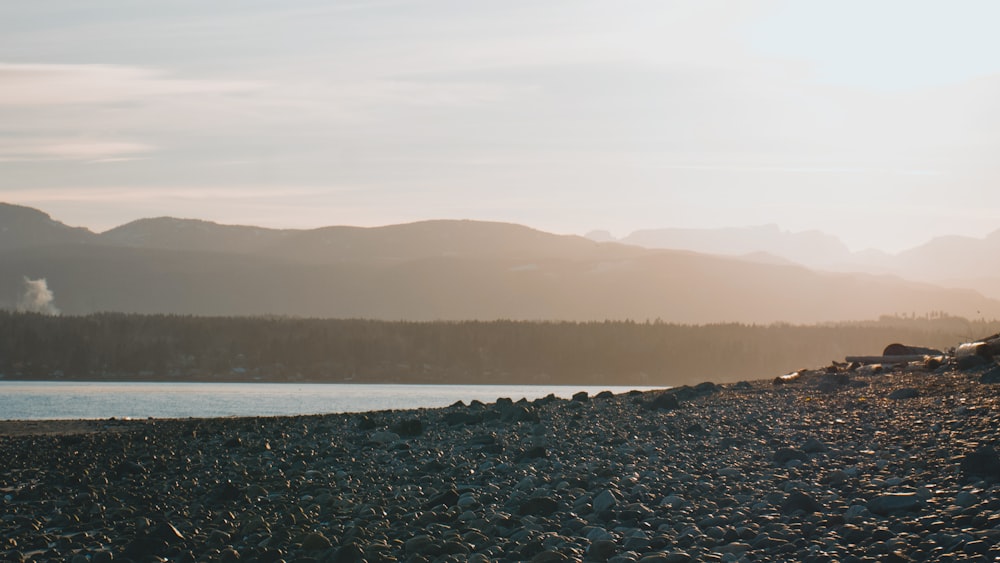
[0,63,260,106]
[0,138,155,162]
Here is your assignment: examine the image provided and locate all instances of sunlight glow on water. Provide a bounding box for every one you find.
[0,381,659,420]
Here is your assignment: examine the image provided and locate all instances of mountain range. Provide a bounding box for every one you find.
[592,225,1000,300]
[2,202,998,323]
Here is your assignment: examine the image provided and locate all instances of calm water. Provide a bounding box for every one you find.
[0,381,658,421]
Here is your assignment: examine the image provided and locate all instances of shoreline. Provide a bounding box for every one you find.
[3,361,1000,562]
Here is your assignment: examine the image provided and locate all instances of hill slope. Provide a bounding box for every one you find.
[2,203,999,322]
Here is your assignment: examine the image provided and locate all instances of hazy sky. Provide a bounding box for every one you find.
[2,1,999,252]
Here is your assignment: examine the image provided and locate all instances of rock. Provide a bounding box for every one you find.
[954,491,978,507]
[518,446,548,461]
[979,366,1000,383]
[888,388,920,400]
[572,391,590,402]
[501,404,540,423]
[405,535,439,556]
[519,496,560,516]
[390,418,423,437]
[694,381,719,395]
[301,532,333,551]
[960,445,1000,481]
[801,438,828,453]
[443,411,484,425]
[659,495,684,508]
[645,393,679,411]
[821,469,849,486]
[150,521,185,541]
[356,414,378,430]
[867,493,923,515]
[592,490,618,513]
[956,354,988,370]
[424,487,459,509]
[532,549,569,562]
[587,539,618,561]
[586,527,613,541]
[370,430,400,444]
[332,543,365,563]
[781,491,822,515]
[773,447,807,465]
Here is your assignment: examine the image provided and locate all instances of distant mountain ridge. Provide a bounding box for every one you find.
[2,202,999,323]
[621,225,856,268]
[599,224,1000,300]
[0,203,96,251]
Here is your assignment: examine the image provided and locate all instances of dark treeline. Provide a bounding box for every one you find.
[0,311,997,386]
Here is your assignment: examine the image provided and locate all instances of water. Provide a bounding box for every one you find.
[0,381,659,421]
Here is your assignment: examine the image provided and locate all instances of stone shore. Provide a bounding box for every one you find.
[3,361,1000,562]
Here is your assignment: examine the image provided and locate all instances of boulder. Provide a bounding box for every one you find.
[781,491,823,515]
[960,445,1000,481]
[979,366,1000,384]
[867,493,923,515]
[519,496,560,517]
[888,388,920,400]
[773,447,808,465]
[645,393,680,411]
[390,418,423,437]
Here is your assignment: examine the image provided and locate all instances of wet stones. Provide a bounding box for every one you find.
[6,368,1000,563]
[867,493,923,516]
[424,487,460,509]
[519,496,560,517]
[781,491,823,515]
[773,447,808,466]
[887,387,920,400]
[979,365,1000,384]
[592,490,618,513]
[644,393,679,411]
[960,445,1000,482]
[390,418,423,437]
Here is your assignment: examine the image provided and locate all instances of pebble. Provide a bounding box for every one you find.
[3,368,999,562]
[867,493,923,515]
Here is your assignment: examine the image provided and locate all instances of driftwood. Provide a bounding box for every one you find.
[773,371,802,385]
[882,343,943,356]
[956,341,998,359]
[844,354,928,365]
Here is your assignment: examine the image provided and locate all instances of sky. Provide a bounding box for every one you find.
[2,0,999,253]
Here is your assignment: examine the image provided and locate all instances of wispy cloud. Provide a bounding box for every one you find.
[0,185,353,202]
[0,63,260,106]
[0,138,154,162]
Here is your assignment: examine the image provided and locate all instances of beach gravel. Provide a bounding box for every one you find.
[3,364,1000,562]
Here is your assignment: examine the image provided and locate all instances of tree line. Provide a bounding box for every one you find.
[0,311,996,386]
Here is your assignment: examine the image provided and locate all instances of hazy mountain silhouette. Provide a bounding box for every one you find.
[604,223,1000,300]
[0,203,96,251]
[615,225,856,270]
[890,230,1000,299]
[102,217,294,255]
[2,202,999,322]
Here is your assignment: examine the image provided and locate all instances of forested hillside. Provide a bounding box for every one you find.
[1,312,994,385]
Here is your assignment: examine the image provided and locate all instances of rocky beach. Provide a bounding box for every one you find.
[3,352,1000,562]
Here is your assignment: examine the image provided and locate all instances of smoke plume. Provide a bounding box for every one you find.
[18,277,60,315]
